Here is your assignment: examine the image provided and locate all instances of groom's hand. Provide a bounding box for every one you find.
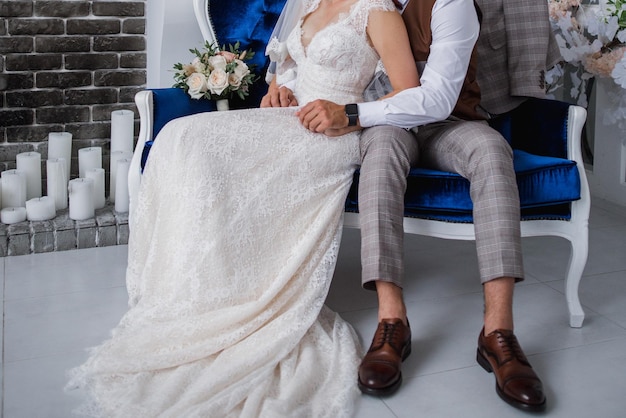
[260,81,298,108]
[297,99,361,136]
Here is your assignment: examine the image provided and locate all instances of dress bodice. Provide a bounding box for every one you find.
[286,0,396,105]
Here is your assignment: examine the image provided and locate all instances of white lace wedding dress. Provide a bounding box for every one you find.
[68,0,396,416]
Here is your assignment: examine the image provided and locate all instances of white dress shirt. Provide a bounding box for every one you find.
[358,0,479,129]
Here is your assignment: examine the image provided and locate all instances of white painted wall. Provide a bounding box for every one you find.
[145,0,205,88]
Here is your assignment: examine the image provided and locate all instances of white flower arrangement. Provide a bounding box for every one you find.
[547,0,626,128]
[173,41,257,101]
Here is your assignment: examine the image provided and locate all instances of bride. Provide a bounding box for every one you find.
[68,0,418,416]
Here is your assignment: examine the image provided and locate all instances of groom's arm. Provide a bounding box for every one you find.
[359,0,479,129]
[298,7,418,135]
[298,0,479,134]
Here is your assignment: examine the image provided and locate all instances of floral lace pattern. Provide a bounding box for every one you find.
[66,0,396,416]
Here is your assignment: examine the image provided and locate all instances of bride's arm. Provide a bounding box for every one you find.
[367,9,420,99]
[298,8,419,135]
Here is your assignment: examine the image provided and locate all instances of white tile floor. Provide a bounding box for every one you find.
[2,199,626,418]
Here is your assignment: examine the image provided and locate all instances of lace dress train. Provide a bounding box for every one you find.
[67,107,362,417]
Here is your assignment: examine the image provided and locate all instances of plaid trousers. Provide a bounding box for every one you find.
[358,120,524,290]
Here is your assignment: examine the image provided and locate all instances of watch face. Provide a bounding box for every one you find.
[345,103,358,126]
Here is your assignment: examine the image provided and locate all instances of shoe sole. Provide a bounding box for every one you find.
[358,343,412,397]
[358,374,402,396]
[476,348,547,413]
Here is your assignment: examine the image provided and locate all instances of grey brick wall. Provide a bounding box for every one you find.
[0,204,129,256]
[0,0,146,194]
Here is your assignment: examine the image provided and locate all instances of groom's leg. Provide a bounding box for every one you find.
[415,119,545,411]
[357,125,418,396]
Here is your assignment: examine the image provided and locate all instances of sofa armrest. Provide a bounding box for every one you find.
[129,90,155,226]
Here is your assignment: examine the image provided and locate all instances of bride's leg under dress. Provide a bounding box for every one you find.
[67,107,363,418]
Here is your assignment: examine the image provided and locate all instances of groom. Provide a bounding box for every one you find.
[264,0,555,412]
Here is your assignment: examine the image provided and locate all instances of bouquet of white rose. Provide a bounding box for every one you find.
[173,41,257,101]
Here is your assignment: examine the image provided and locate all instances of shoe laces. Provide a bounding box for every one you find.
[495,331,530,366]
[373,321,404,352]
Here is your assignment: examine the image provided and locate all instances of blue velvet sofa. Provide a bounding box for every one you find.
[130,0,590,327]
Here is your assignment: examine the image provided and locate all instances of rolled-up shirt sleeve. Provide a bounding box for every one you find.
[358,0,479,129]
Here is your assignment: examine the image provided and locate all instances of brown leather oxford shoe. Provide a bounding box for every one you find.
[477,328,546,412]
[358,318,411,396]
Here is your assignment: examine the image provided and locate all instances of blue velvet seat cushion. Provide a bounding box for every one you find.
[144,89,582,222]
[346,149,581,222]
[145,90,582,222]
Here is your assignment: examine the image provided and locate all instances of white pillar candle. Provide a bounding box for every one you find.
[16,151,42,199]
[78,147,102,178]
[115,158,131,213]
[48,132,72,178]
[86,168,106,209]
[1,169,27,209]
[26,196,56,221]
[109,150,133,203]
[68,178,95,220]
[1,207,27,224]
[46,158,68,210]
[111,109,135,153]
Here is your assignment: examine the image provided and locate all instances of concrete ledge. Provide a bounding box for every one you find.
[0,204,129,257]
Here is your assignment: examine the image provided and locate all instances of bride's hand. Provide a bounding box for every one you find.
[260,82,298,108]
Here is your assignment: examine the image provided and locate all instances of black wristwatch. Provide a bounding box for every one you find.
[345,103,359,127]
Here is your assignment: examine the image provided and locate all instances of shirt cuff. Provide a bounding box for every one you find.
[357,101,387,128]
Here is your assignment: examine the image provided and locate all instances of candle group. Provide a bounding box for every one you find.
[1,110,134,224]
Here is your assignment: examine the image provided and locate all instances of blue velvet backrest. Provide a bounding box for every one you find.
[152,88,216,140]
[210,0,288,108]
[489,98,570,159]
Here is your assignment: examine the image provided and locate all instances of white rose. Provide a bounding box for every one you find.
[207,69,229,96]
[233,59,250,78]
[228,72,242,88]
[191,57,205,73]
[186,72,208,99]
[208,55,227,71]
